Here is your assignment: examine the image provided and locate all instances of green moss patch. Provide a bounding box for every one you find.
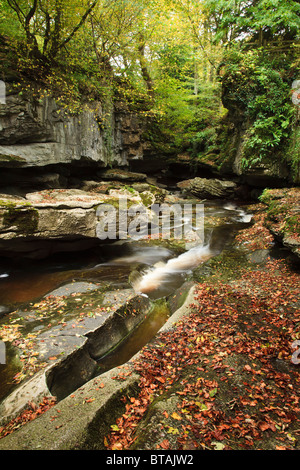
[259,188,300,241]
[0,200,39,235]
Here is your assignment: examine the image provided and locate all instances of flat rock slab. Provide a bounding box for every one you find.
[25,189,106,209]
[100,169,147,182]
[0,286,150,424]
[0,286,196,450]
[45,281,100,298]
[28,288,136,362]
[0,188,156,247]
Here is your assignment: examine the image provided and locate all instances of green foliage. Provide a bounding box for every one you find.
[286,124,300,180]
[203,0,300,44]
[221,48,298,170]
[1,0,299,171]
[258,188,272,205]
[285,214,300,236]
[189,82,225,158]
[241,0,300,40]
[191,127,216,154]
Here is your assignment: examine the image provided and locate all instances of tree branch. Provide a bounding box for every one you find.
[57,0,99,51]
[25,0,38,31]
[6,0,26,25]
[137,33,154,97]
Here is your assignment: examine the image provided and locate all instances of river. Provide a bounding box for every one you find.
[0,199,252,308]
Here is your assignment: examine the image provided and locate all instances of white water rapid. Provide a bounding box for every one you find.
[132,243,213,296]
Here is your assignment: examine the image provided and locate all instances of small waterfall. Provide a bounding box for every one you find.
[131,204,253,297]
[132,244,213,296]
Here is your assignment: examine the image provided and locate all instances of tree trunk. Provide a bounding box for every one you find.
[138,33,154,98]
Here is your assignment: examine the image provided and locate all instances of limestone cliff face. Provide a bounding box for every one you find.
[213,73,299,187]
[216,115,291,187]
[0,83,145,170]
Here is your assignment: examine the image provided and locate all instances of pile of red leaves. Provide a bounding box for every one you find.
[105,257,300,450]
[1,199,299,450]
[235,203,274,251]
[0,397,56,439]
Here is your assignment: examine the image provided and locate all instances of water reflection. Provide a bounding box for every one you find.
[0,201,252,309]
[96,301,170,374]
[98,246,172,266]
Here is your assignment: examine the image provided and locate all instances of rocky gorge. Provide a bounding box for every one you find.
[0,80,299,452]
[0,83,145,172]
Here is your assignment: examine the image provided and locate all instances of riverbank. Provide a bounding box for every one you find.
[104,202,300,451]
[0,198,299,450]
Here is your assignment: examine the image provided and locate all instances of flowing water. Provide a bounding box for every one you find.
[0,199,251,309]
[0,197,254,402]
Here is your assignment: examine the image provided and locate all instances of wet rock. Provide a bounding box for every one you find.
[246,249,270,264]
[0,367,141,450]
[0,286,196,450]
[46,282,99,298]
[0,305,12,318]
[0,286,152,423]
[131,183,152,192]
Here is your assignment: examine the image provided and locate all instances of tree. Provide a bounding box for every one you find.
[3,0,99,61]
[202,0,300,46]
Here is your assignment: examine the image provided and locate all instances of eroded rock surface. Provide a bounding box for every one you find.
[177,177,237,199]
[0,188,156,257]
[0,85,145,170]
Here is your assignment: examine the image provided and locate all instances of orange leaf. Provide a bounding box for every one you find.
[171,412,182,420]
[157,377,166,383]
[259,422,270,431]
[160,439,170,449]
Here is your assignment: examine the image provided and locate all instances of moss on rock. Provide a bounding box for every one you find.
[0,200,39,235]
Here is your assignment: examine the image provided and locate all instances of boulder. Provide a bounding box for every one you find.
[0,188,156,257]
[177,177,237,199]
[0,286,151,426]
[99,169,147,183]
[0,190,103,241]
[260,188,300,259]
